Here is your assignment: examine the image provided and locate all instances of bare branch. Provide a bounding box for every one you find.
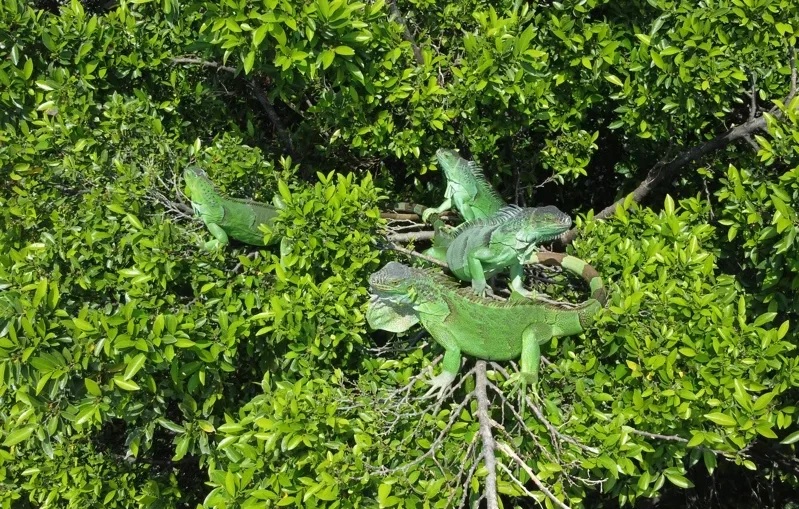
[497,442,572,509]
[475,361,499,509]
[386,230,436,242]
[561,51,799,246]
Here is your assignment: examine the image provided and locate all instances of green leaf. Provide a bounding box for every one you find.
[3,425,34,446]
[334,46,355,56]
[752,391,776,411]
[22,58,33,79]
[665,471,694,489]
[780,430,799,445]
[320,49,335,69]
[252,25,268,47]
[243,50,256,74]
[756,424,777,439]
[85,378,102,396]
[113,376,141,391]
[157,418,186,434]
[124,353,147,380]
[650,49,666,70]
[604,73,623,86]
[753,312,777,327]
[704,412,736,426]
[72,318,95,331]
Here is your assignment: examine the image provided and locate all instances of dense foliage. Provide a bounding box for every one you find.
[1,0,799,507]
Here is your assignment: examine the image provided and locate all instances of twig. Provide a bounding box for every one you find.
[497,442,571,509]
[171,56,236,73]
[475,361,499,509]
[249,79,296,155]
[488,362,599,456]
[381,241,448,267]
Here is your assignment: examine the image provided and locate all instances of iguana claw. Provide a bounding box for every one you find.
[423,371,457,399]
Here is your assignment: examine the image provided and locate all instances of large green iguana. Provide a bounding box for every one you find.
[366,252,607,396]
[429,205,572,297]
[419,149,506,223]
[183,165,282,251]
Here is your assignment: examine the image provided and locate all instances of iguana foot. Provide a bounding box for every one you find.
[423,371,457,399]
[203,240,223,251]
[503,371,538,402]
[421,209,436,223]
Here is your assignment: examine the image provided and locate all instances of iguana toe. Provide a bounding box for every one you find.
[423,371,457,399]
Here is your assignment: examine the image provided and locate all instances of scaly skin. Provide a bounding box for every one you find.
[421,149,506,223]
[183,165,281,251]
[366,253,607,397]
[430,205,572,297]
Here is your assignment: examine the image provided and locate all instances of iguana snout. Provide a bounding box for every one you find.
[369,261,414,293]
[515,205,572,242]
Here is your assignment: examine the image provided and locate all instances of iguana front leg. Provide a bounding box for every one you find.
[509,262,531,297]
[203,223,229,251]
[465,247,491,297]
[422,322,462,399]
[421,198,452,223]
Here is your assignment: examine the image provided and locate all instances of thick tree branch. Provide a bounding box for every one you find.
[386,0,424,66]
[386,230,435,242]
[561,50,798,245]
[475,361,499,509]
[249,79,296,155]
[171,56,295,156]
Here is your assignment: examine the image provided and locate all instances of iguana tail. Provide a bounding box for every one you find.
[527,252,608,306]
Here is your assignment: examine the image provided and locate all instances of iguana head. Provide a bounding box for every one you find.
[500,205,572,245]
[435,149,465,178]
[183,165,217,205]
[366,262,421,332]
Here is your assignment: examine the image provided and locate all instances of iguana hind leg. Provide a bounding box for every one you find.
[465,247,491,296]
[520,323,553,393]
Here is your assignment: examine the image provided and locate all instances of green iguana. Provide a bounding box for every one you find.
[183,165,282,251]
[366,252,607,396]
[429,205,572,297]
[420,149,506,223]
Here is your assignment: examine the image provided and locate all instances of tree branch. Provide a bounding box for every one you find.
[496,444,571,509]
[386,0,424,66]
[171,56,295,156]
[249,79,296,156]
[386,230,436,242]
[475,361,499,509]
[561,50,798,245]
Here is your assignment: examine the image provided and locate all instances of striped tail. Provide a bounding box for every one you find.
[527,251,608,306]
